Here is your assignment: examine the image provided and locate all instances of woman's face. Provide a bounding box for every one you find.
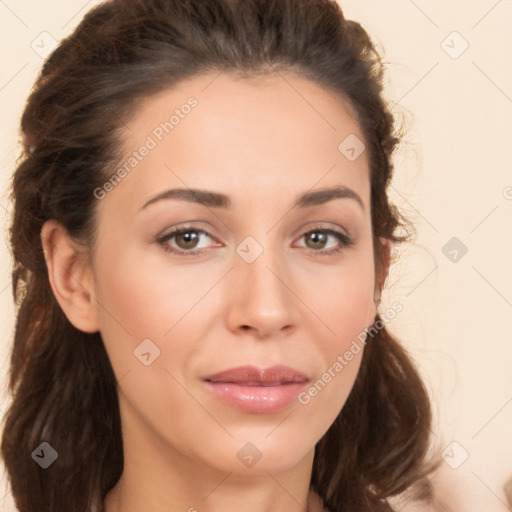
[88,71,378,476]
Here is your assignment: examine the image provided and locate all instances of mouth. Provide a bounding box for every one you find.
[203,365,310,413]
[207,381,303,386]
[204,364,309,384]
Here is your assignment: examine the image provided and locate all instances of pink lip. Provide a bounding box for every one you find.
[203,365,309,413]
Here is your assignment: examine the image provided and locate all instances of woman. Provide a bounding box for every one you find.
[1,0,441,511]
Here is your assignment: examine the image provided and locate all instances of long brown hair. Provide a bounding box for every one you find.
[2,0,439,511]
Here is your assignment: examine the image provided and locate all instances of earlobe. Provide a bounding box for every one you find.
[40,220,99,333]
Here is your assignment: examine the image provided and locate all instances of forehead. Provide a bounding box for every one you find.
[105,70,370,210]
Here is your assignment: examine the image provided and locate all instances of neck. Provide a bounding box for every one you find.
[106,483,326,512]
[104,399,323,512]
[105,473,326,512]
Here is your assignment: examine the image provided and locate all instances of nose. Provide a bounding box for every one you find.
[225,243,300,339]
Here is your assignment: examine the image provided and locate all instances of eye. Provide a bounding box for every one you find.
[156,226,218,256]
[294,227,354,255]
[155,225,354,257]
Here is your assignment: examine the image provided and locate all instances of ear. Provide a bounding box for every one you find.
[374,237,392,305]
[41,219,99,333]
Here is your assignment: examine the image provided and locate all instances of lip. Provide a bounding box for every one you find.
[204,365,309,384]
[203,365,309,413]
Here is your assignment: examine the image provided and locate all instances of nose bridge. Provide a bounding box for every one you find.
[228,233,298,335]
[237,234,289,305]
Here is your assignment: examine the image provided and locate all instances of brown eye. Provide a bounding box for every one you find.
[157,228,216,255]
[295,228,354,256]
[304,231,329,250]
[175,231,201,249]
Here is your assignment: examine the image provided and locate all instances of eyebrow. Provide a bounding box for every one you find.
[139,185,364,212]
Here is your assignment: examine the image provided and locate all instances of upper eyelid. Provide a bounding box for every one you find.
[160,225,347,237]
[159,226,217,240]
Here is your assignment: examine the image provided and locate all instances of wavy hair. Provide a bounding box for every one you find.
[1,0,438,511]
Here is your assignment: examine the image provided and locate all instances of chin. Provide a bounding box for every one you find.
[205,429,316,475]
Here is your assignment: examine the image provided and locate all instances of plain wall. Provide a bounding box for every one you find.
[1,1,511,510]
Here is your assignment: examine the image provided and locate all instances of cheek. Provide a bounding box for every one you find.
[93,233,228,331]
[297,285,371,436]
[90,241,204,379]
[314,276,372,386]
[294,254,375,421]
[298,252,376,343]
[318,276,374,334]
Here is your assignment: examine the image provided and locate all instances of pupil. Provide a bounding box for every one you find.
[307,232,326,249]
[177,231,198,248]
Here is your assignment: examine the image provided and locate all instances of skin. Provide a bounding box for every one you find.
[41,70,389,512]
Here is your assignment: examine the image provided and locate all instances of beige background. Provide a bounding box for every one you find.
[0,1,511,510]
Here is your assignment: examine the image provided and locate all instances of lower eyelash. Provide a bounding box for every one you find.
[156,227,354,256]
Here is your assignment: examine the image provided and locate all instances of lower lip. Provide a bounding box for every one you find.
[204,381,308,413]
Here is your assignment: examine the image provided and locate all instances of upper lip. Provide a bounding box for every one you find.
[204,365,309,385]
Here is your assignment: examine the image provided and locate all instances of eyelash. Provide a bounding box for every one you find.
[155,224,355,257]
